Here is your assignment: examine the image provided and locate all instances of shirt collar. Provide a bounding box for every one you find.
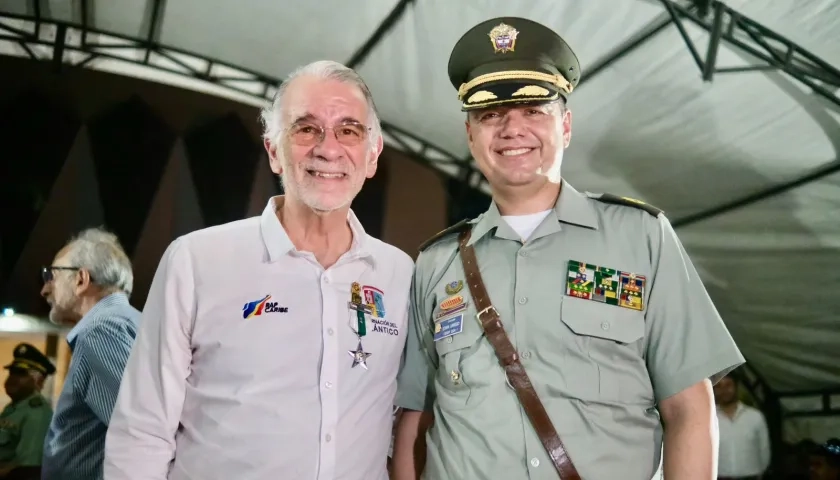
[467,179,600,246]
[259,195,376,266]
[66,292,130,346]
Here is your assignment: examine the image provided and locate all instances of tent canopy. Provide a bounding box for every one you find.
[0,0,838,405]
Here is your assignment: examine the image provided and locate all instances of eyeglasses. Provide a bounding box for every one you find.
[287,121,369,147]
[41,266,80,283]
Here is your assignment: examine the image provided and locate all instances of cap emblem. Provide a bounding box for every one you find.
[488,23,518,54]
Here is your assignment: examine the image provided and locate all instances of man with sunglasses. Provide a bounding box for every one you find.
[40,228,139,480]
[105,60,413,480]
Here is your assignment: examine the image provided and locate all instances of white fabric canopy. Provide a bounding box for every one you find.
[1,0,837,430]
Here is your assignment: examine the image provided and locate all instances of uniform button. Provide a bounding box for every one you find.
[530,458,540,467]
[325,381,333,389]
[327,328,334,336]
[522,351,531,359]
[601,321,610,331]
[518,297,528,305]
[446,337,453,344]
[520,251,528,257]
[325,434,332,442]
[450,371,461,383]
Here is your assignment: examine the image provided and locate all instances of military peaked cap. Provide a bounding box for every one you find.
[448,17,581,111]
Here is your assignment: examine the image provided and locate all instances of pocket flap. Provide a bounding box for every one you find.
[561,298,645,344]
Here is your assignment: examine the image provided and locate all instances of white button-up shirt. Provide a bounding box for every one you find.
[716,402,771,477]
[104,196,414,480]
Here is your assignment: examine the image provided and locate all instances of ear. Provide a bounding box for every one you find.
[562,108,572,148]
[365,135,384,179]
[265,138,283,175]
[75,268,92,295]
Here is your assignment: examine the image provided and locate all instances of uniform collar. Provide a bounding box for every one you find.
[467,179,599,246]
[259,195,376,266]
[8,392,42,408]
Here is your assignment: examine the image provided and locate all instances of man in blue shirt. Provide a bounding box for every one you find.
[39,228,140,480]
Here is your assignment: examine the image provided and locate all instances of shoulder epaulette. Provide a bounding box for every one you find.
[586,192,663,217]
[28,397,43,408]
[418,219,472,252]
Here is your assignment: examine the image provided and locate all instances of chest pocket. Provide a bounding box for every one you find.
[432,311,497,411]
[560,298,653,404]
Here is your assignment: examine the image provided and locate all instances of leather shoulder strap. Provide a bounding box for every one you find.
[418,218,472,252]
[456,228,581,480]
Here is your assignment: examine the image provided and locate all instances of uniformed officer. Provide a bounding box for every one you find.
[0,343,55,480]
[392,17,746,480]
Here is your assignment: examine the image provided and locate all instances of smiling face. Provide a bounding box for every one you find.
[466,102,571,191]
[264,75,382,213]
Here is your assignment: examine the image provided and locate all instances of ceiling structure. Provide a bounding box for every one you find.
[0,0,838,437]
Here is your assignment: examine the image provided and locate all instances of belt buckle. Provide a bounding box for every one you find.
[475,305,498,326]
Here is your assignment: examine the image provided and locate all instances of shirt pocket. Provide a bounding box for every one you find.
[560,297,653,404]
[432,317,493,411]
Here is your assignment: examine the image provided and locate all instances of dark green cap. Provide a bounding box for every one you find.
[448,17,581,111]
[4,343,55,376]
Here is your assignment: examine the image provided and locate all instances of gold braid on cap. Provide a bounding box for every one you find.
[458,70,573,100]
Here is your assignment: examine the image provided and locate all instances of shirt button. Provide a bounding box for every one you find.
[325,434,332,442]
[530,458,540,467]
[325,381,333,389]
[520,251,528,257]
[327,328,334,336]
[450,371,461,384]
[518,297,528,305]
[522,351,531,359]
[446,337,453,344]
[601,321,610,331]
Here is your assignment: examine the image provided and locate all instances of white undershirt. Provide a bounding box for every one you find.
[716,403,771,477]
[501,210,552,241]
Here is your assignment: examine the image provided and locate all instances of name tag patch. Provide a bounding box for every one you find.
[565,260,646,311]
[433,314,464,342]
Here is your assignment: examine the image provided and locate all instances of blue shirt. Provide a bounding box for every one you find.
[42,292,140,480]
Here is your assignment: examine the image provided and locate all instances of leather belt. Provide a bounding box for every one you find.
[457,228,581,480]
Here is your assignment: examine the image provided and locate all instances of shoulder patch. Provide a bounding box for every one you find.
[586,192,663,217]
[418,219,472,252]
[28,397,43,408]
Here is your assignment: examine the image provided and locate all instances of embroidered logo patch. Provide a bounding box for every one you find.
[242,295,288,318]
[565,260,646,311]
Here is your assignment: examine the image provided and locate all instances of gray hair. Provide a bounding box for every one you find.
[64,227,134,297]
[260,60,382,149]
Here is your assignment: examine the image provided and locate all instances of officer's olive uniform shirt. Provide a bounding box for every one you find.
[0,393,51,467]
[105,196,414,480]
[396,181,745,480]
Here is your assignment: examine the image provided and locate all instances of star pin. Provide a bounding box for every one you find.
[348,340,372,370]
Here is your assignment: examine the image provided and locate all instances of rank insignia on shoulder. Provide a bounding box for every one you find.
[418,219,473,252]
[565,259,646,311]
[585,192,663,217]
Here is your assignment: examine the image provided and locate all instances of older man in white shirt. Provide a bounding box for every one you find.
[714,373,771,480]
[104,60,414,480]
